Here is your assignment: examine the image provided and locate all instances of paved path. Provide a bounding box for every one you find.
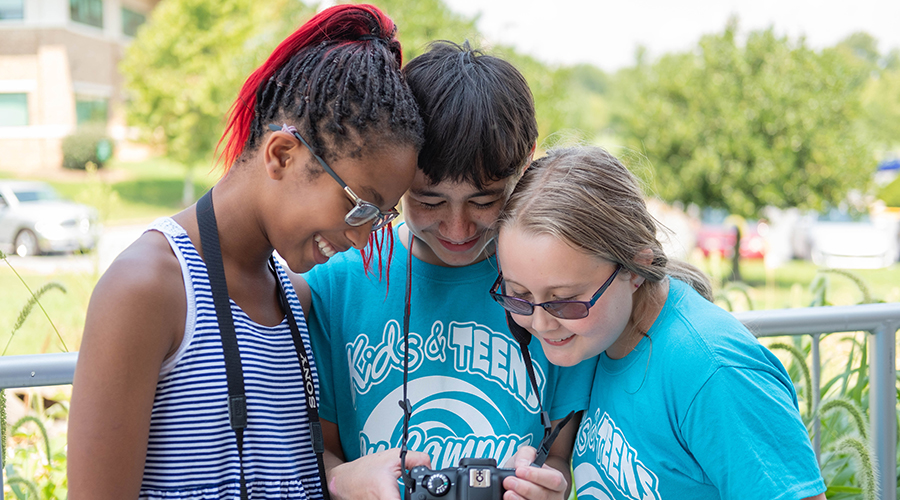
[4,222,148,275]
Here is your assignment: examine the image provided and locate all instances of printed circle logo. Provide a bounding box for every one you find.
[361,376,533,469]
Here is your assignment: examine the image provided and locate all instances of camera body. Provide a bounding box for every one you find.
[407,458,515,500]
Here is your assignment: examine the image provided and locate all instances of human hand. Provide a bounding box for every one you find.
[501,446,568,500]
[327,448,431,500]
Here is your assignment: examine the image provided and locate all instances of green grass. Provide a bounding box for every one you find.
[0,156,218,354]
[692,254,900,311]
[0,268,94,355]
[10,157,220,224]
[3,156,900,355]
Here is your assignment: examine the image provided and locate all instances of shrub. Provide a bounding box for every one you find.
[877,174,900,207]
[61,125,114,170]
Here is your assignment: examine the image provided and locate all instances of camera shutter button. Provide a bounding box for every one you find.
[425,473,451,496]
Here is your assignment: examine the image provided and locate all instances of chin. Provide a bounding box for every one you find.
[438,243,491,267]
[540,343,585,367]
[278,253,312,274]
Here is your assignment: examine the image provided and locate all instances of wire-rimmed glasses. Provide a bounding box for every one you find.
[489,264,623,319]
[269,123,399,230]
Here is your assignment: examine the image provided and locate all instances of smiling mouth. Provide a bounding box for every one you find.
[437,236,480,252]
[543,334,575,346]
[314,235,336,258]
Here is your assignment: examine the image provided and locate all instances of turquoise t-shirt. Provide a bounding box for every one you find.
[572,278,826,500]
[303,225,595,470]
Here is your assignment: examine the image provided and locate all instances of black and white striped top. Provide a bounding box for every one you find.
[139,217,323,500]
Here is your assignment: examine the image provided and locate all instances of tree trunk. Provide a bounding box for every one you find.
[729,225,742,282]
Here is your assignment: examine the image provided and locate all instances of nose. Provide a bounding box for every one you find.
[439,206,476,243]
[345,223,372,250]
[529,306,559,335]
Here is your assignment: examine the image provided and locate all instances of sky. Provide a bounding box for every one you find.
[440,0,900,72]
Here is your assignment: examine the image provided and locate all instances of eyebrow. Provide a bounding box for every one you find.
[503,277,584,293]
[411,187,507,199]
[359,185,386,208]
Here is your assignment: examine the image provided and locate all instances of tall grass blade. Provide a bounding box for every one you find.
[722,281,755,310]
[11,415,52,467]
[850,335,867,404]
[7,475,40,500]
[2,282,67,355]
[769,342,813,419]
[809,273,829,307]
[816,268,874,304]
[818,397,869,440]
[831,435,878,500]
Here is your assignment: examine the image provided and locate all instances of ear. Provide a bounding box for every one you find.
[633,248,654,267]
[262,131,300,181]
[521,142,537,175]
[630,248,654,289]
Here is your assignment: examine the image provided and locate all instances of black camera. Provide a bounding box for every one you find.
[407,458,515,500]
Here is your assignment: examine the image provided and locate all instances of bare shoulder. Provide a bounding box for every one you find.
[68,229,187,499]
[84,230,186,358]
[286,268,312,316]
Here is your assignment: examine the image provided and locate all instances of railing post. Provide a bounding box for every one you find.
[869,322,898,500]
[811,333,821,464]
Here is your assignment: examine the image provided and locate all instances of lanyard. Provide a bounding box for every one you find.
[397,232,573,490]
[196,189,329,500]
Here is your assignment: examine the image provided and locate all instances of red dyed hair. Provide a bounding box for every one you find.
[215,4,402,171]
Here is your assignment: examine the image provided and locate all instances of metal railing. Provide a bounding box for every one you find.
[0,304,897,499]
[734,302,899,500]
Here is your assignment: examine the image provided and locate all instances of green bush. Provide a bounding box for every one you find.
[877,174,900,207]
[61,125,114,170]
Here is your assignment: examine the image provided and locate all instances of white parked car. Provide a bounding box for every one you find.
[799,208,900,269]
[0,180,101,257]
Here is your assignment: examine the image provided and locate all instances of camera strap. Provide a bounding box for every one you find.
[197,189,330,500]
[503,312,575,467]
[399,232,415,492]
[397,232,574,485]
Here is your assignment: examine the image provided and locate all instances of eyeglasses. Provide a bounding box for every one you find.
[489,264,622,319]
[268,123,399,231]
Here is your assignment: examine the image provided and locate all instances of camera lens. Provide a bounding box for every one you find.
[425,473,451,496]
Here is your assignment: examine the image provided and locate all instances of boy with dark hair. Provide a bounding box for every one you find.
[300,41,595,499]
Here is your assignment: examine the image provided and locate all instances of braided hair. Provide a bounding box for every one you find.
[217,4,423,170]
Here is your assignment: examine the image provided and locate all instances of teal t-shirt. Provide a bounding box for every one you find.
[303,225,595,470]
[572,278,826,500]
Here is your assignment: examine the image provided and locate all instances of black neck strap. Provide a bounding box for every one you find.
[197,189,330,500]
[399,232,414,491]
[397,232,573,486]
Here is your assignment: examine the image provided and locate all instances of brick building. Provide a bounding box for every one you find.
[0,0,160,173]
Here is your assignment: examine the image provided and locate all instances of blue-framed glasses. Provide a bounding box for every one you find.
[489,264,623,319]
[268,123,399,231]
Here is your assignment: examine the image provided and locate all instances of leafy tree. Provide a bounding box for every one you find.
[120,0,311,204]
[370,0,611,149]
[840,33,900,153]
[613,20,874,217]
[862,68,900,151]
[368,0,480,61]
[121,0,608,183]
[488,48,611,149]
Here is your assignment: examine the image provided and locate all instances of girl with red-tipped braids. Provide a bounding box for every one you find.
[67,5,426,499]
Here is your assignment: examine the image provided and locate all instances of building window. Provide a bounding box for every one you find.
[0,0,24,20]
[71,0,102,28]
[121,7,145,37]
[0,94,28,126]
[76,97,108,124]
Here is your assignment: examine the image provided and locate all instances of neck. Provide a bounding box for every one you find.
[178,179,274,277]
[607,277,669,360]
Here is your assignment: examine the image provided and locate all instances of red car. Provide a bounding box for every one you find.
[696,209,767,259]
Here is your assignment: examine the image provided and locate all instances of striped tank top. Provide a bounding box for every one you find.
[140,218,324,500]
